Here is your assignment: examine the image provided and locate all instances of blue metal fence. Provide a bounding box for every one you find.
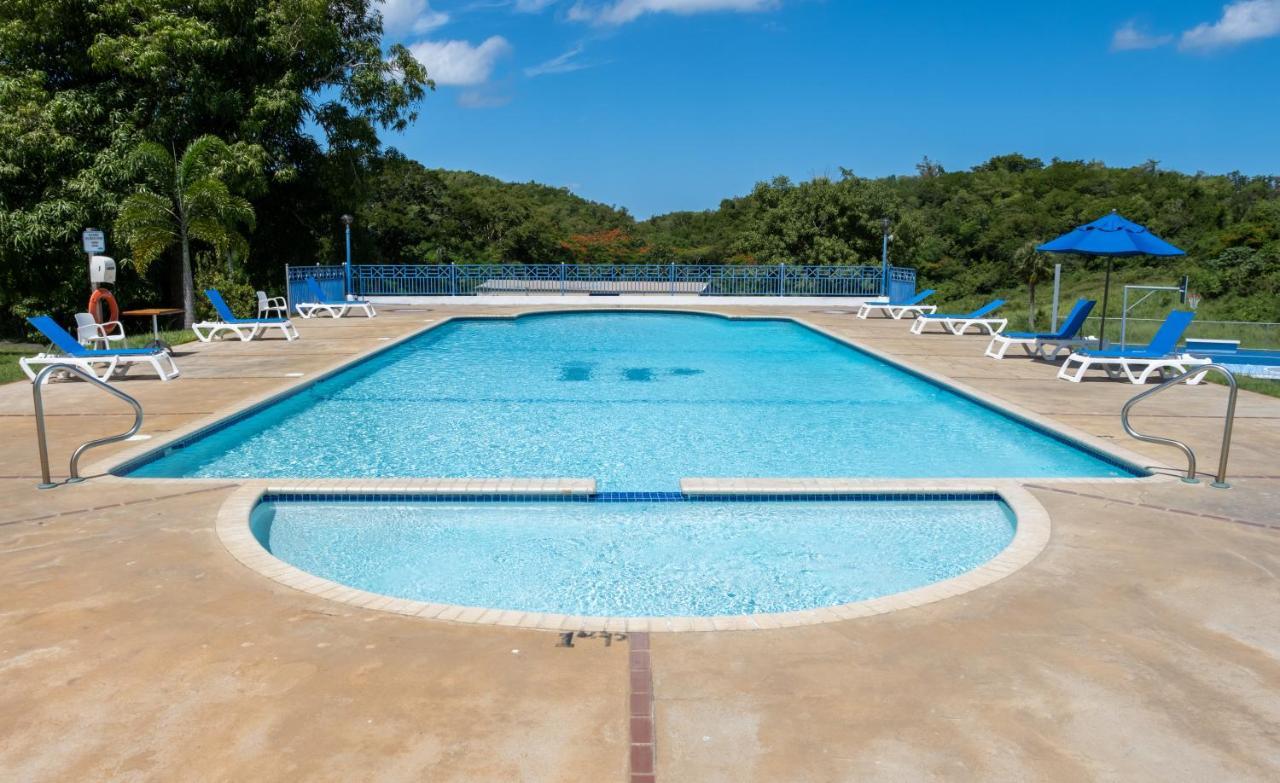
[285,264,346,310]
[313,264,915,298]
[888,267,916,304]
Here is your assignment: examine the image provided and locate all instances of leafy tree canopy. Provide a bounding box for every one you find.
[0,0,429,333]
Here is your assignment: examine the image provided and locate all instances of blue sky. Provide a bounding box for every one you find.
[379,1,1280,218]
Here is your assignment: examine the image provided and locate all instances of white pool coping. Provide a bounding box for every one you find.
[215,480,1052,633]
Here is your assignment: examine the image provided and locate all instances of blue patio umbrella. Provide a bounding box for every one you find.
[1037,210,1184,347]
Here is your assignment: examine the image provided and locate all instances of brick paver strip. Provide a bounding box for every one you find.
[629,632,656,782]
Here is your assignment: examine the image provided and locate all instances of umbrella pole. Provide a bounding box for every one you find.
[1098,259,1113,348]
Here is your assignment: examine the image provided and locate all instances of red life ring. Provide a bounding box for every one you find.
[87,288,122,333]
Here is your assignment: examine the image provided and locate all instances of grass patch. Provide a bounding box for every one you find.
[1207,373,1280,399]
[0,329,197,386]
[0,349,31,385]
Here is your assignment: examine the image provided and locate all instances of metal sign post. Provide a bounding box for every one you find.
[1050,263,1062,331]
[82,228,105,292]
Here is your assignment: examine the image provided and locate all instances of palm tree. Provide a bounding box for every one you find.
[1012,239,1052,330]
[115,135,255,326]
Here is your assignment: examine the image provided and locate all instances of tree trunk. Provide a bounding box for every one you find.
[1027,281,1037,331]
[180,226,195,328]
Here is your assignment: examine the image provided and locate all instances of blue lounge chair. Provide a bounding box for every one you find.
[1058,310,1210,384]
[20,315,180,382]
[193,289,299,342]
[295,277,376,319]
[985,299,1096,360]
[856,289,937,320]
[910,299,1007,336]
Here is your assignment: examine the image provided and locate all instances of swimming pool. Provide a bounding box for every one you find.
[249,495,1018,617]
[1184,345,1280,379]
[124,311,1137,487]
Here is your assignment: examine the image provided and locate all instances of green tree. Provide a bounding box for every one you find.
[1011,240,1052,329]
[115,136,258,326]
[0,0,429,332]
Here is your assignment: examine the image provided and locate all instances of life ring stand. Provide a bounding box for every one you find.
[87,288,122,334]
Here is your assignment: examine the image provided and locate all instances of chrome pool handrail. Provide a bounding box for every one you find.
[32,363,144,489]
[1120,364,1238,488]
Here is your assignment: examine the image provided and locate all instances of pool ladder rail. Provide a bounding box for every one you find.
[1121,364,1238,488]
[31,363,144,489]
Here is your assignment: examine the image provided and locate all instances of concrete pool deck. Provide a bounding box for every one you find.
[1,303,1278,781]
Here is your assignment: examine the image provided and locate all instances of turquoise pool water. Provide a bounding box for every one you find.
[252,498,1017,616]
[127,311,1134,487]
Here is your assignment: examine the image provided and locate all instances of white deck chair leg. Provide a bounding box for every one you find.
[984,336,1008,359]
[1058,357,1086,382]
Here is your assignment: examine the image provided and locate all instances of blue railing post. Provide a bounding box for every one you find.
[284,263,291,312]
[560,262,566,295]
[778,263,785,296]
[670,262,676,296]
[449,262,457,296]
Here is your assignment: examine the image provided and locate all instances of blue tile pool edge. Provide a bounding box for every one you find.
[258,490,1007,505]
[107,308,1149,479]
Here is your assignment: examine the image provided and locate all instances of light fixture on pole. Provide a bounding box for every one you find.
[340,214,354,296]
[880,218,892,298]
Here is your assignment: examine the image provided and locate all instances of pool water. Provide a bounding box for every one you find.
[128,312,1134,487]
[252,498,1017,616]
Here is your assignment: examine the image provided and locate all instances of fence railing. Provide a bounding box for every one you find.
[1078,315,1280,351]
[285,264,345,309]
[301,263,913,298]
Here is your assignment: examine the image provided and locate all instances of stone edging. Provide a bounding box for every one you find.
[215,480,1051,633]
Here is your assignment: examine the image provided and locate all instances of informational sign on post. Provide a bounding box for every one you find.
[82,228,106,254]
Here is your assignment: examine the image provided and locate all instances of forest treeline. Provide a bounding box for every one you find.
[3,2,1277,336]
[361,154,1280,324]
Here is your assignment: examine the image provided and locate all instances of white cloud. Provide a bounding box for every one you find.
[380,0,449,35]
[1110,21,1172,51]
[514,0,560,11]
[458,90,514,108]
[1180,0,1280,50]
[569,0,776,26]
[525,44,594,76]
[409,37,514,86]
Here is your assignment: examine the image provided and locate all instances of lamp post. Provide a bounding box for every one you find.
[880,217,891,299]
[340,214,353,297]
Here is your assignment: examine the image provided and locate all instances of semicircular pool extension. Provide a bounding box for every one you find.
[120,311,1141,488]
[244,492,1028,621]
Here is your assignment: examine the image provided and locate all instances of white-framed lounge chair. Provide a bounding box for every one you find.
[74,311,127,349]
[256,290,289,320]
[294,277,377,319]
[193,289,299,342]
[856,289,937,320]
[20,315,179,382]
[985,298,1096,360]
[1057,311,1210,385]
[910,299,1007,336]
